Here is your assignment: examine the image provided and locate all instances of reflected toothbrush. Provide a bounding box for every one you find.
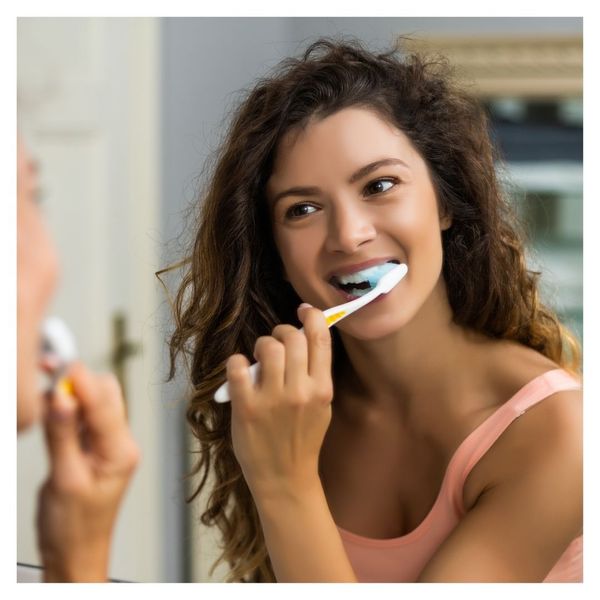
[214,262,408,403]
[40,316,78,395]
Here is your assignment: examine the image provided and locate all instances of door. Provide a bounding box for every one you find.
[17,17,164,582]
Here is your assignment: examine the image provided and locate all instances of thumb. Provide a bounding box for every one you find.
[43,380,82,469]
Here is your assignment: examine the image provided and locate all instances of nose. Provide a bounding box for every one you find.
[324,200,376,254]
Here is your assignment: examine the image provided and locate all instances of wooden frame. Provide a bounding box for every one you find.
[401,35,582,99]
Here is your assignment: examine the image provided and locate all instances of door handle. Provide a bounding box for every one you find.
[110,311,141,417]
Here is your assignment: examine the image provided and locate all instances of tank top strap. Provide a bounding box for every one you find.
[445,368,581,516]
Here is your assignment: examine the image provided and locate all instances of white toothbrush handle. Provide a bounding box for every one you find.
[213,310,353,403]
[322,288,379,323]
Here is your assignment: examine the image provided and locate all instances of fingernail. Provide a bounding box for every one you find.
[298,303,313,310]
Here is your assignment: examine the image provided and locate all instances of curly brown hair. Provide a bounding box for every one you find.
[160,38,581,582]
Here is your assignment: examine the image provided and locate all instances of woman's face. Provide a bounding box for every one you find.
[17,140,60,430]
[266,107,451,340]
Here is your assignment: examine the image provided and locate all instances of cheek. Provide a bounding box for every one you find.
[18,211,60,310]
[17,214,60,366]
[17,211,60,430]
[16,307,43,430]
[18,244,59,322]
[275,227,321,281]
[387,193,444,259]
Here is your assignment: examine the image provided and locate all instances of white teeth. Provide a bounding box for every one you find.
[334,262,393,286]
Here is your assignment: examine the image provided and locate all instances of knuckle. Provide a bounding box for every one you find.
[289,391,310,407]
[124,441,141,470]
[272,324,297,339]
[228,366,248,382]
[311,330,332,349]
[303,313,331,348]
[307,307,327,325]
[226,355,249,380]
[283,329,306,348]
[314,382,334,404]
[233,400,259,422]
[254,336,269,350]
[319,333,332,348]
[255,336,284,357]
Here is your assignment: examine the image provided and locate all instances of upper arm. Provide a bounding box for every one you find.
[417,389,582,582]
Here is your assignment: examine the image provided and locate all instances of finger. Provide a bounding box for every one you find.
[66,363,130,461]
[43,385,83,473]
[253,336,285,394]
[298,307,333,395]
[272,324,308,391]
[297,302,313,316]
[226,354,254,404]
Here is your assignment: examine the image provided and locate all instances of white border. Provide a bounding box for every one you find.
[4,5,596,598]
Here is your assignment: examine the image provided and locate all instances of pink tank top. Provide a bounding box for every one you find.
[337,369,582,582]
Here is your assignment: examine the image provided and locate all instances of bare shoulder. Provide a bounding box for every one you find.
[419,381,582,581]
[417,341,582,581]
[463,341,582,513]
[483,386,582,479]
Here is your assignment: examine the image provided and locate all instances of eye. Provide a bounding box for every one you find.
[364,178,397,196]
[285,203,318,219]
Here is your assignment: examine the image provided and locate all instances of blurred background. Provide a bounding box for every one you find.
[17,17,582,582]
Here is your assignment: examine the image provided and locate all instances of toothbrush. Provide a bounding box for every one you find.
[40,316,78,395]
[214,262,408,403]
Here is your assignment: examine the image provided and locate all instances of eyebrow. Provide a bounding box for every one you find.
[270,158,410,206]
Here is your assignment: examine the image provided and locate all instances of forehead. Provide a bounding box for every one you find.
[267,107,416,193]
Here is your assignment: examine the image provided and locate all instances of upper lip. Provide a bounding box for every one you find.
[326,257,400,281]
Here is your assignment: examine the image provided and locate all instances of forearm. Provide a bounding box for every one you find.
[255,480,358,582]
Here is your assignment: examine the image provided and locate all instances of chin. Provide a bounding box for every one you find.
[17,379,43,432]
[336,308,415,341]
[17,401,41,432]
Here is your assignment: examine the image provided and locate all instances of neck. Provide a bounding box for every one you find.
[335,279,491,427]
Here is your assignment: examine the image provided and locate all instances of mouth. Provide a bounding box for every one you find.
[328,259,401,299]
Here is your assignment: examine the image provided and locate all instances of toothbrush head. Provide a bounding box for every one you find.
[375,263,408,294]
[361,261,397,291]
[321,262,408,328]
[41,317,78,366]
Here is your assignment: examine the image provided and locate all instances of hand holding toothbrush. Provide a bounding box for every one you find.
[224,263,407,497]
[215,263,407,403]
[227,302,334,500]
[37,318,140,582]
[223,263,406,581]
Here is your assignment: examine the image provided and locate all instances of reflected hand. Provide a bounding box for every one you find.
[36,362,140,582]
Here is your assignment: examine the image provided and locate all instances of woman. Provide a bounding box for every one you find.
[17,138,139,582]
[167,39,582,582]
